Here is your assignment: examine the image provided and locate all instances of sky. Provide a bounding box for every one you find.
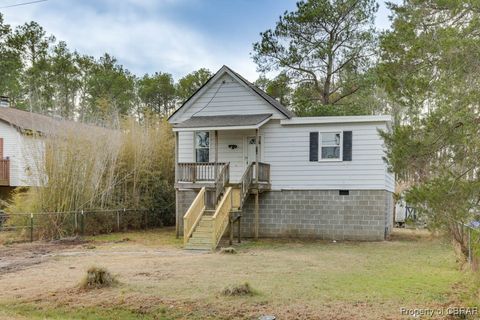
[1,0,399,82]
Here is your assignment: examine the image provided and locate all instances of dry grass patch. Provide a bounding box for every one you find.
[80,266,118,290]
[219,247,237,254]
[221,282,255,296]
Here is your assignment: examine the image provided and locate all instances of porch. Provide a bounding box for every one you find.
[0,158,10,186]
[172,115,273,249]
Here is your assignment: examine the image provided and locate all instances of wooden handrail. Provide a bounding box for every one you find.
[239,162,254,209]
[205,163,230,209]
[211,187,233,249]
[183,187,206,245]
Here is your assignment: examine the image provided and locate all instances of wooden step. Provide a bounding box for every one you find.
[192,229,212,235]
[188,237,213,244]
[198,217,212,227]
[184,244,211,251]
[190,232,213,239]
[203,210,216,216]
[195,226,212,232]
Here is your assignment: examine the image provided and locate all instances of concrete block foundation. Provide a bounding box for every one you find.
[176,189,394,241]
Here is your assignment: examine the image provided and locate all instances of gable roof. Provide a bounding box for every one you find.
[224,66,295,118]
[0,107,103,135]
[168,65,295,122]
[0,107,63,133]
[173,114,272,131]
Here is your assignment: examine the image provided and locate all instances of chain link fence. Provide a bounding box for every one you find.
[458,222,480,272]
[0,208,162,242]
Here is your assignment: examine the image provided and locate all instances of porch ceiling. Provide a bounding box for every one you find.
[172,113,272,131]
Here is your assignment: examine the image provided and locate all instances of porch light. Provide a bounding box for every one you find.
[228,144,238,150]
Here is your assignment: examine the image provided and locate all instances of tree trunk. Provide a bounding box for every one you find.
[322,33,335,105]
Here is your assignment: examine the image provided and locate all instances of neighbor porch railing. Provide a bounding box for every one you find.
[0,158,10,186]
[177,162,228,183]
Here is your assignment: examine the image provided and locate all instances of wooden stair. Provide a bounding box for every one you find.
[185,210,215,250]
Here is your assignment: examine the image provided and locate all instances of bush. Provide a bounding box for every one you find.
[221,282,255,296]
[80,266,118,289]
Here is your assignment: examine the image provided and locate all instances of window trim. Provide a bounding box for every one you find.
[318,131,343,162]
[194,131,210,163]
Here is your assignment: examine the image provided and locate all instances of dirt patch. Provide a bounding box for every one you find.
[0,239,87,275]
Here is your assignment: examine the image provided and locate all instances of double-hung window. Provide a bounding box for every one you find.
[320,132,341,160]
[195,131,209,162]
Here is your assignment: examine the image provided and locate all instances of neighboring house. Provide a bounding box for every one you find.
[0,97,69,194]
[168,66,394,250]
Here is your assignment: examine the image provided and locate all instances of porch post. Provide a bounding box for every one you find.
[214,130,219,180]
[174,131,179,238]
[254,128,259,239]
[255,129,259,183]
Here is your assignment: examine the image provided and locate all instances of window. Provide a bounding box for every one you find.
[195,131,209,162]
[320,132,341,160]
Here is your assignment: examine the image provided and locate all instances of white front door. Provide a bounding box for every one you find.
[245,136,261,167]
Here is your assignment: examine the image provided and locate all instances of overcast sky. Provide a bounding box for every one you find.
[1,0,399,81]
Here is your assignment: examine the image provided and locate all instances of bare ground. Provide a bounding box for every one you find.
[0,228,474,320]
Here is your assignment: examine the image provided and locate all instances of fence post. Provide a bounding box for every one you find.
[81,210,85,236]
[468,227,472,265]
[116,210,120,231]
[30,213,33,242]
[74,212,78,234]
[144,209,148,231]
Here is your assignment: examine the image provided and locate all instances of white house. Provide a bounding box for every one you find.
[0,99,54,193]
[168,66,394,250]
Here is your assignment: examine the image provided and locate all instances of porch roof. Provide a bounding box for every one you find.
[172,113,272,131]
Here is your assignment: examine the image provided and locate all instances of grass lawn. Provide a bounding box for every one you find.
[0,228,477,319]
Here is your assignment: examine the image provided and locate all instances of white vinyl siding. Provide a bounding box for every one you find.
[0,121,43,187]
[172,74,286,122]
[261,120,393,191]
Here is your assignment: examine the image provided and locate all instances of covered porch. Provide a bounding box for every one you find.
[172,114,272,242]
[172,113,272,189]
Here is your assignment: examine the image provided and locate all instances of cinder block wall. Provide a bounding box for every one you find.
[176,189,198,236]
[240,190,394,241]
[177,189,394,240]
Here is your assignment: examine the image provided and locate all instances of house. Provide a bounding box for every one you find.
[168,66,394,250]
[0,97,85,196]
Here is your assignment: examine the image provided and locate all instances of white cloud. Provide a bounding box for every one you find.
[1,0,253,79]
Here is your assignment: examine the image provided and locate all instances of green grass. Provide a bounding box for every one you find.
[0,302,177,320]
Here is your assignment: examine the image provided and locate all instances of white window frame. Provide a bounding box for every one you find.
[194,131,210,163]
[318,131,342,162]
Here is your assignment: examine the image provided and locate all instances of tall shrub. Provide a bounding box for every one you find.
[7,116,175,239]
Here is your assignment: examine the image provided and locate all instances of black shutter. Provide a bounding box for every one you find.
[343,131,352,161]
[309,132,318,161]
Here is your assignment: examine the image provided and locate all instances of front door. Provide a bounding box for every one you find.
[245,136,261,168]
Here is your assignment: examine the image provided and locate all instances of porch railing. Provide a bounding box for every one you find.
[211,187,233,249]
[257,162,270,183]
[237,162,270,210]
[239,162,254,209]
[205,163,230,209]
[183,187,206,245]
[0,159,10,186]
[177,162,228,183]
